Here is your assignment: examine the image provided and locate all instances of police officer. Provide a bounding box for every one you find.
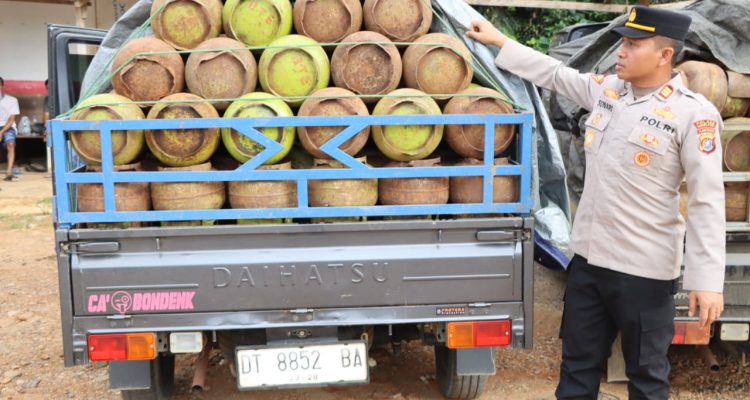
[468,6,725,400]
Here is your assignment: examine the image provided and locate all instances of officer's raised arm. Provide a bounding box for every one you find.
[466,20,601,111]
[681,109,726,327]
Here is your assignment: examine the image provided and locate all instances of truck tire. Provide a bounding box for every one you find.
[120,354,175,400]
[434,345,488,400]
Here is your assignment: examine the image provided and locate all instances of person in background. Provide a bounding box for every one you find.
[43,79,52,177]
[43,79,50,129]
[0,76,19,181]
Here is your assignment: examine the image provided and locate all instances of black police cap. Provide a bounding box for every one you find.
[612,5,692,41]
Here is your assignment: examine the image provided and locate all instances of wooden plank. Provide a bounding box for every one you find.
[0,0,74,4]
[74,0,88,27]
[652,1,695,9]
[464,0,630,13]
[0,0,92,5]
[464,0,693,13]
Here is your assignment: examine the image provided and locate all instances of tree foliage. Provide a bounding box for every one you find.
[477,0,685,52]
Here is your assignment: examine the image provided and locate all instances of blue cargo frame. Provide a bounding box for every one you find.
[50,113,534,227]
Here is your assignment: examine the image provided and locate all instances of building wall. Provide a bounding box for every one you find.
[0,0,136,81]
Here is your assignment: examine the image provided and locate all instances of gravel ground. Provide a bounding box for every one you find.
[0,172,748,399]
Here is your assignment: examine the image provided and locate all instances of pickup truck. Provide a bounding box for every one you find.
[47,24,536,399]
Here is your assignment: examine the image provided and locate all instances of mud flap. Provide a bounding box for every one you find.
[456,348,496,376]
[109,360,151,390]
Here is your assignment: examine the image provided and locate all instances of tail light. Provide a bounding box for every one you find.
[88,333,157,362]
[671,321,711,345]
[447,320,511,349]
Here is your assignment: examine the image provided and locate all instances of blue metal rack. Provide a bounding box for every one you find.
[50,113,534,227]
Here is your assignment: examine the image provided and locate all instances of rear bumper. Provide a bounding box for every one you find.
[67,302,527,366]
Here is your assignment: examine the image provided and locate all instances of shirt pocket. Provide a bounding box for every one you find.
[582,111,612,154]
[621,126,671,173]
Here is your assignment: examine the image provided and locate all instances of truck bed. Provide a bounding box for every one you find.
[50,111,538,367]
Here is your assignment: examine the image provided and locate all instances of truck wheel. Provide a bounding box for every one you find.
[434,345,488,400]
[120,354,175,400]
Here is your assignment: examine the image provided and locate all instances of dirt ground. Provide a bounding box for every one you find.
[0,171,749,400]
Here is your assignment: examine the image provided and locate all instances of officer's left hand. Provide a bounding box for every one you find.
[688,291,724,328]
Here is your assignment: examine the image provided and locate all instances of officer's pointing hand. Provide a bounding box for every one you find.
[466,20,508,48]
[688,291,724,328]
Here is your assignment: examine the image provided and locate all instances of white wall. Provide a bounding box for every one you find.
[0,2,76,81]
[0,0,136,81]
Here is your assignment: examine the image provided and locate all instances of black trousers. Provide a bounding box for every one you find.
[555,255,676,400]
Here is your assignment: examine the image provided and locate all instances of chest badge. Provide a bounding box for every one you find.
[640,133,659,147]
[654,106,676,120]
[604,88,620,100]
[634,151,651,167]
[592,112,603,125]
[585,130,595,146]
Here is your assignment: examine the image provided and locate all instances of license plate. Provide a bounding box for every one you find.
[236,341,369,389]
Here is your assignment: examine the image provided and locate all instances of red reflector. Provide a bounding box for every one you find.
[88,334,128,362]
[672,321,711,345]
[672,322,686,344]
[684,322,711,345]
[474,321,511,347]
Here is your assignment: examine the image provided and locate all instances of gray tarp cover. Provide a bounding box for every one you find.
[81,0,580,260]
[547,0,750,217]
[567,0,750,76]
[551,0,750,132]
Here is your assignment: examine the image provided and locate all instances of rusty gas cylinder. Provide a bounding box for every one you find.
[146,93,221,167]
[450,157,519,204]
[372,88,443,162]
[151,0,223,50]
[725,182,749,222]
[77,163,151,213]
[676,61,728,111]
[258,34,331,106]
[293,0,363,44]
[308,157,378,207]
[222,92,296,164]
[331,31,401,103]
[297,87,370,159]
[69,93,146,166]
[728,71,750,98]
[151,161,226,211]
[363,0,432,43]
[185,37,258,111]
[722,117,750,171]
[443,87,516,159]
[223,0,293,47]
[228,161,297,210]
[379,158,449,205]
[111,36,185,105]
[402,33,473,100]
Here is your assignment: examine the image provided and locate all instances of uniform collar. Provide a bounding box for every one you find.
[620,72,684,104]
